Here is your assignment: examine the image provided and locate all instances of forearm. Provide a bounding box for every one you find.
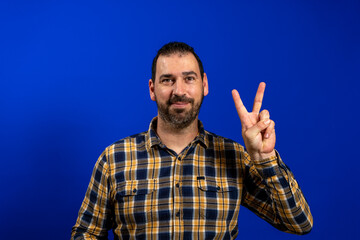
[71,208,110,240]
[71,227,106,240]
[71,151,112,239]
[243,151,313,234]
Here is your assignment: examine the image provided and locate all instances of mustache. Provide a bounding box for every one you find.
[167,95,194,105]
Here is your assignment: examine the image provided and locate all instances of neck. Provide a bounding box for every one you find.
[156,116,199,154]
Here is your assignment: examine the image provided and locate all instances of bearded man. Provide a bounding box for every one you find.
[71,42,313,240]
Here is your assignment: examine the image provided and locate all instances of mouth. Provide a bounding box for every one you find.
[171,101,189,108]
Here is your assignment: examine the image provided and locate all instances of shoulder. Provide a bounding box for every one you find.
[102,131,148,156]
[114,131,148,145]
[204,130,245,152]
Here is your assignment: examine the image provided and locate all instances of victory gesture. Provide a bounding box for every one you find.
[232,82,276,161]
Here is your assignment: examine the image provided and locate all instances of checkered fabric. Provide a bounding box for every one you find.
[72,118,312,239]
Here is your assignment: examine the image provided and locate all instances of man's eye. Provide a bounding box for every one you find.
[161,79,173,83]
[186,76,195,81]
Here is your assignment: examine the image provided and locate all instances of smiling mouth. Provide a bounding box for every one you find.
[170,102,190,110]
[168,95,194,106]
[172,102,189,106]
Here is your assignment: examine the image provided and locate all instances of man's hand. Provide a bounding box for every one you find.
[232,82,276,161]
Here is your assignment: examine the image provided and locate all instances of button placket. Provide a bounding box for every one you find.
[173,153,183,225]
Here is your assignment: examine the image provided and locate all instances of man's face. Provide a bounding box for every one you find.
[149,53,209,129]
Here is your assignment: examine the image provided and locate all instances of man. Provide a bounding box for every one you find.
[71,42,313,239]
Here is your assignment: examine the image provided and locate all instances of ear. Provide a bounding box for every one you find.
[203,73,209,96]
[149,79,156,101]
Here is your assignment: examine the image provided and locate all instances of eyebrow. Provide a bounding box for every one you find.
[182,71,197,77]
[159,74,173,79]
[159,71,198,79]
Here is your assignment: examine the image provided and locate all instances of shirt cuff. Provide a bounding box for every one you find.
[252,150,287,178]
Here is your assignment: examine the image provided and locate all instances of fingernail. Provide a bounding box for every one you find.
[264,119,270,125]
[265,133,269,138]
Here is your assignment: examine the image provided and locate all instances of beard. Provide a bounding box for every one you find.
[155,92,204,130]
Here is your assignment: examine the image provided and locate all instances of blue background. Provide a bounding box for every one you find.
[1,0,359,239]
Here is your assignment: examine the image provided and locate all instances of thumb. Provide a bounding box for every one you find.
[244,119,271,139]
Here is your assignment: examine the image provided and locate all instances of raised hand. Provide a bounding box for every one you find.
[232,82,276,161]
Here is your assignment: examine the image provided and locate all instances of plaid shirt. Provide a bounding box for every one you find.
[72,118,313,240]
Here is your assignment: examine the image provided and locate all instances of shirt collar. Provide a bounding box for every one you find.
[145,117,209,151]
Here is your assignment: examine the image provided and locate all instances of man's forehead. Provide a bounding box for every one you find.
[157,52,195,61]
[156,53,199,72]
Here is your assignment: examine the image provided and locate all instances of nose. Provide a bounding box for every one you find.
[173,79,186,96]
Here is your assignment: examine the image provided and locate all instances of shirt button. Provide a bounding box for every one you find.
[177,157,181,161]
[176,212,180,217]
[217,186,220,191]
[176,183,180,188]
[133,188,137,193]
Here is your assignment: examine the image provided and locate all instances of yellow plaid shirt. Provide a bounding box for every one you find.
[72,118,313,239]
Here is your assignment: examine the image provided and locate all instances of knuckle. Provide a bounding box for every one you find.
[260,109,270,118]
[243,130,252,139]
[261,121,269,129]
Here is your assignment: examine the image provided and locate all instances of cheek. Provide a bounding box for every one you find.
[189,86,204,98]
[156,88,172,101]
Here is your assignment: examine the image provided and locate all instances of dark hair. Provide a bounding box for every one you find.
[151,42,204,83]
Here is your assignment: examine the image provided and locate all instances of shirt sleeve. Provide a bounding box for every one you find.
[241,150,313,235]
[71,149,114,240]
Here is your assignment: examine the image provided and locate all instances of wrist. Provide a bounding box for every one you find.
[249,150,276,162]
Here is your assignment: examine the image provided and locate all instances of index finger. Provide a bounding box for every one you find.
[232,89,249,125]
[252,82,266,113]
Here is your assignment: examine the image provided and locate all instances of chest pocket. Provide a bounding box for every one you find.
[197,177,239,222]
[197,177,238,192]
[115,179,157,229]
[116,179,157,197]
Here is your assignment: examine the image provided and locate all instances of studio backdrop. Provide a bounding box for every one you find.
[1,1,359,239]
